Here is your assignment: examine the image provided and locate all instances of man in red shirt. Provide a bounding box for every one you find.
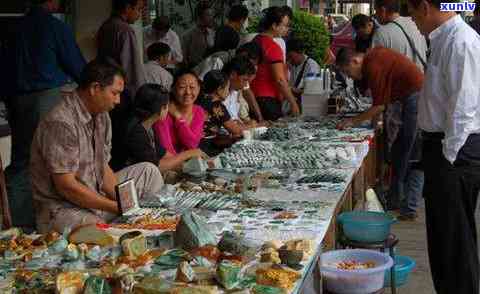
[336,47,424,220]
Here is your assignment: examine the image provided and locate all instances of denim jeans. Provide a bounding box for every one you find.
[5,87,63,228]
[389,92,425,215]
[399,166,424,215]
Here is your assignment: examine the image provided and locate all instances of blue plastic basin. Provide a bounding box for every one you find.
[384,255,416,287]
[338,211,396,243]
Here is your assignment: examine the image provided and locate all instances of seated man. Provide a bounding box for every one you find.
[144,42,174,90]
[235,42,265,123]
[221,56,257,127]
[31,61,164,233]
[286,38,321,99]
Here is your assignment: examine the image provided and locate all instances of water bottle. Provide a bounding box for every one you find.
[304,72,317,94]
[326,69,331,91]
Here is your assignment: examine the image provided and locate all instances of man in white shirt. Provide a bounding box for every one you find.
[144,43,173,91]
[408,0,480,293]
[373,0,428,71]
[143,16,183,68]
[286,38,320,97]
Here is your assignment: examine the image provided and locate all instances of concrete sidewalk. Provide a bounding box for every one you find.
[385,200,480,294]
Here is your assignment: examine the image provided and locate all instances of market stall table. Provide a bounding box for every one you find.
[0,117,381,294]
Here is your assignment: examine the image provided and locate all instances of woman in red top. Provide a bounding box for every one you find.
[251,7,300,121]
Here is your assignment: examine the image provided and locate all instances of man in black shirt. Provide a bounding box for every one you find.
[214,5,249,54]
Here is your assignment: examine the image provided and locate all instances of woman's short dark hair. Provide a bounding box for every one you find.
[112,0,139,13]
[78,60,125,89]
[236,42,262,63]
[228,5,249,22]
[259,6,289,31]
[134,84,169,120]
[203,70,229,94]
[147,42,171,61]
[222,56,256,76]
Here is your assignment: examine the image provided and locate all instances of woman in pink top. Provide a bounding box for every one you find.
[154,70,205,154]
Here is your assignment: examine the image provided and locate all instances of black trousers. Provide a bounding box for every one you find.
[257,97,283,121]
[422,134,480,294]
[109,91,133,171]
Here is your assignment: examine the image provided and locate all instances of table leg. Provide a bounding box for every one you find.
[390,246,396,294]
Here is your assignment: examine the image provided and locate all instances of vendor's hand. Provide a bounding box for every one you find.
[337,118,354,130]
[258,120,272,128]
[188,149,208,160]
[244,120,257,128]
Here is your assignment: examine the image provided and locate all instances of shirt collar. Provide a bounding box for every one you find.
[73,91,94,125]
[302,54,310,64]
[429,15,461,43]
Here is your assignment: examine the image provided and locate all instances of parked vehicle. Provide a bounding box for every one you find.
[329,14,349,26]
[330,21,355,55]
